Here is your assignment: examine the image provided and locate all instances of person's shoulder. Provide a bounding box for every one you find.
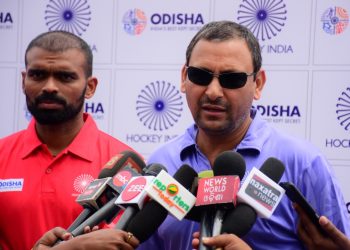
[0,130,26,146]
[147,131,188,167]
[269,125,320,154]
[152,130,188,153]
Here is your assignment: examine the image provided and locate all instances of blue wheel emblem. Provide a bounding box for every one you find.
[45,0,91,36]
[237,0,287,41]
[336,87,350,130]
[136,81,183,131]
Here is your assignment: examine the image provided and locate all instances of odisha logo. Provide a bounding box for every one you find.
[122,8,147,35]
[136,81,183,131]
[336,87,350,130]
[321,7,349,35]
[237,0,287,41]
[73,173,94,193]
[45,0,91,36]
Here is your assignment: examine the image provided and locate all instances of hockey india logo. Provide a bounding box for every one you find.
[136,81,183,131]
[237,0,287,41]
[44,0,91,36]
[73,173,94,194]
[336,87,350,131]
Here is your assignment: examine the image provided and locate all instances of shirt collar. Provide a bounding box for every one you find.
[21,113,98,162]
[179,108,269,160]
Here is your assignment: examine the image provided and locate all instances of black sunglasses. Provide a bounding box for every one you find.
[186,66,256,89]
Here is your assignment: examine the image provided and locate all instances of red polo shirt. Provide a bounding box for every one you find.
[0,114,134,250]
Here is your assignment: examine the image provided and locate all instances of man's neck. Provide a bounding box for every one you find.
[35,113,85,156]
[196,116,252,167]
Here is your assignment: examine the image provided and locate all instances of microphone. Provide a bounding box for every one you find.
[220,157,285,238]
[211,151,246,237]
[127,164,198,243]
[220,203,257,237]
[195,151,246,250]
[67,150,145,232]
[185,170,214,223]
[69,152,146,237]
[237,157,286,218]
[145,164,197,220]
[114,164,167,230]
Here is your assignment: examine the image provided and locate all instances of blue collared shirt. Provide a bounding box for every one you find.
[139,109,350,250]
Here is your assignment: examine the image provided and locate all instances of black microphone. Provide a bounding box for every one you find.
[221,157,286,236]
[66,150,145,232]
[220,203,257,237]
[259,157,285,183]
[126,164,198,243]
[114,163,167,230]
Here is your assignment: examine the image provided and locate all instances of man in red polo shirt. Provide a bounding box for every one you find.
[0,31,135,250]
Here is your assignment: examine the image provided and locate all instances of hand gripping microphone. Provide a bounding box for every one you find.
[66,150,145,232]
[237,157,286,218]
[114,163,167,230]
[127,164,198,243]
[195,151,246,250]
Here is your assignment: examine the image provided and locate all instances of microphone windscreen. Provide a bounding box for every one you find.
[98,151,145,178]
[143,163,168,176]
[126,200,168,243]
[173,164,198,190]
[220,203,257,237]
[213,151,246,179]
[259,157,285,183]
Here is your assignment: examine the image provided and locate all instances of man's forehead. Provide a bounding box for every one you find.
[26,47,85,68]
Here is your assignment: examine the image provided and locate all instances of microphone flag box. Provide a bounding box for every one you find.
[76,177,111,209]
[115,176,154,209]
[195,176,240,206]
[110,166,140,193]
[145,170,196,220]
[237,167,285,218]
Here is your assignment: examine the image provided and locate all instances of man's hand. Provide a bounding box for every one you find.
[63,229,139,250]
[32,228,139,250]
[32,227,72,250]
[192,231,252,250]
[294,203,350,250]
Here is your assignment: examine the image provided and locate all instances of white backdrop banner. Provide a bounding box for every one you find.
[0,0,349,215]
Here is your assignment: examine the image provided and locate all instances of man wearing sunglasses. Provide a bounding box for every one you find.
[138,20,350,250]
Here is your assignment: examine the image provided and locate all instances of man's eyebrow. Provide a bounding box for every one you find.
[54,70,79,75]
[27,68,47,73]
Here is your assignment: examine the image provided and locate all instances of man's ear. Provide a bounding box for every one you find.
[253,69,266,100]
[180,65,187,93]
[21,71,26,93]
[85,76,98,99]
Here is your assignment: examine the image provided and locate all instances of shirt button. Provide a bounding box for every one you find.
[46,168,52,174]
